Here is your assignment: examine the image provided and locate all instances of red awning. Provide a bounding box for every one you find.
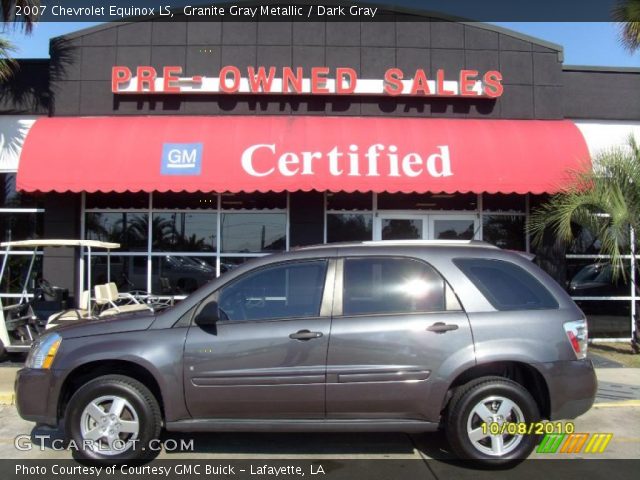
[17,116,590,194]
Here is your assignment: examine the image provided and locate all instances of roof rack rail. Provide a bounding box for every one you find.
[297,240,498,250]
[361,240,494,247]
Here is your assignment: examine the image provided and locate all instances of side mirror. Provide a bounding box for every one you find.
[194,301,220,326]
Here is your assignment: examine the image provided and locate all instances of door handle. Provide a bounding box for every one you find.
[289,330,323,340]
[426,322,459,333]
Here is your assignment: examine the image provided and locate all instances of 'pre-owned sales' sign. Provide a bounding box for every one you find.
[112,66,504,98]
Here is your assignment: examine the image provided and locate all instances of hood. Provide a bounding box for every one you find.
[53,311,156,339]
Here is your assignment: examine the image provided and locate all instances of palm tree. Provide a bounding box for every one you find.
[128,214,175,250]
[0,37,16,80]
[613,0,640,52]
[0,1,40,80]
[528,135,640,351]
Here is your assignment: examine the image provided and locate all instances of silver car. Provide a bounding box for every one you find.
[15,240,596,464]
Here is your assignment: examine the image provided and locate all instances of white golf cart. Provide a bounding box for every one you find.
[0,239,158,359]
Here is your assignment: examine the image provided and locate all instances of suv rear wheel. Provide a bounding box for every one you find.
[445,376,540,465]
[65,374,162,461]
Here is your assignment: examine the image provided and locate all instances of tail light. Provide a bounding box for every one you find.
[563,319,588,359]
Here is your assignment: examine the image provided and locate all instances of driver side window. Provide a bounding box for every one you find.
[216,260,328,322]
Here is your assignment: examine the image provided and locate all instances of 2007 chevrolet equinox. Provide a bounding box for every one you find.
[15,241,597,464]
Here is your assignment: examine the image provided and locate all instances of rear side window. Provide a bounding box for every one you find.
[342,257,448,316]
[454,258,558,311]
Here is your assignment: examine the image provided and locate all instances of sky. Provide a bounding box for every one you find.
[1,21,639,67]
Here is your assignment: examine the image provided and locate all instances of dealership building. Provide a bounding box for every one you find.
[1,10,639,339]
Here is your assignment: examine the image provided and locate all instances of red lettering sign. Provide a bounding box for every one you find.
[483,70,504,98]
[383,68,403,96]
[163,66,182,93]
[111,65,504,99]
[459,69,479,96]
[220,66,241,93]
[311,67,330,94]
[136,66,157,92]
[111,66,132,93]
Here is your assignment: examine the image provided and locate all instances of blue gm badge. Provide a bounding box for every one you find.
[161,143,203,175]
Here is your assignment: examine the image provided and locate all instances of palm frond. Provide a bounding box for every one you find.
[528,135,640,281]
[0,37,17,81]
[613,0,640,51]
[1,1,40,32]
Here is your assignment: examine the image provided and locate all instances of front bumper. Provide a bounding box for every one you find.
[535,358,597,420]
[14,368,62,426]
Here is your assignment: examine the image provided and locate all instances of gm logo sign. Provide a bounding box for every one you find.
[161,143,203,175]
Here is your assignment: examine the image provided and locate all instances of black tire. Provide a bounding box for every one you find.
[445,376,540,466]
[0,339,6,362]
[65,374,162,463]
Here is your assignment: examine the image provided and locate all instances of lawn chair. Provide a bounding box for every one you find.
[95,283,152,317]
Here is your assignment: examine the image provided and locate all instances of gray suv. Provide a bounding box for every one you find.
[15,241,596,464]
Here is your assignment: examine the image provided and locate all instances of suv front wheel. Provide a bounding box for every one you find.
[445,376,540,464]
[65,374,162,461]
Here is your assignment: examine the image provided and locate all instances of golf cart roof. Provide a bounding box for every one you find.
[0,239,120,249]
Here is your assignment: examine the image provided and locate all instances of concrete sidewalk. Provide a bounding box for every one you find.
[0,368,16,405]
[0,366,638,406]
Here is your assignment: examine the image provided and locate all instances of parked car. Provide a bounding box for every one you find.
[15,240,596,464]
[568,262,633,297]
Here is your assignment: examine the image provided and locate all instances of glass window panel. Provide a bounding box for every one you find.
[566,259,632,298]
[433,219,475,240]
[85,192,148,209]
[152,255,216,295]
[382,219,422,240]
[576,300,632,339]
[482,193,526,212]
[221,192,286,210]
[221,213,286,253]
[454,258,559,311]
[0,212,42,242]
[326,192,372,210]
[0,254,42,294]
[327,214,372,243]
[342,257,446,316]
[566,224,604,254]
[216,260,327,321]
[482,215,525,250]
[152,192,218,210]
[378,192,477,210]
[529,194,551,210]
[85,213,149,251]
[152,213,217,252]
[0,173,41,208]
[219,257,259,276]
[85,255,148,292]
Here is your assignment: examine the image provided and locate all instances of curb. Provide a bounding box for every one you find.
[593,399,640,408]
[0,392,14,406]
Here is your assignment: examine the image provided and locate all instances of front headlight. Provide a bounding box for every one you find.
[25,333,62,369]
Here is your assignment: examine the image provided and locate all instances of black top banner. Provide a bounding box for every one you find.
[0,0,629,22]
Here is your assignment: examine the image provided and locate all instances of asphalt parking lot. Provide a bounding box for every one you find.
[0,402,636,460]
[0,366,637,480]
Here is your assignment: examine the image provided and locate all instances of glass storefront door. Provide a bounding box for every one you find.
[375,214,478,241]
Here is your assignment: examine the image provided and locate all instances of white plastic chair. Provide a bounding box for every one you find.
[96,283,151,317]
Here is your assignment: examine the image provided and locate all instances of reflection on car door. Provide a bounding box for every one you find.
[326,256,474,421]
[183,259,334,419]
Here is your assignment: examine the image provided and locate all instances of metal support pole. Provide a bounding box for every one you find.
[87,246,92,314]
[0,246,10,288]
[631,226,636,341]
[20,249,38,305]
